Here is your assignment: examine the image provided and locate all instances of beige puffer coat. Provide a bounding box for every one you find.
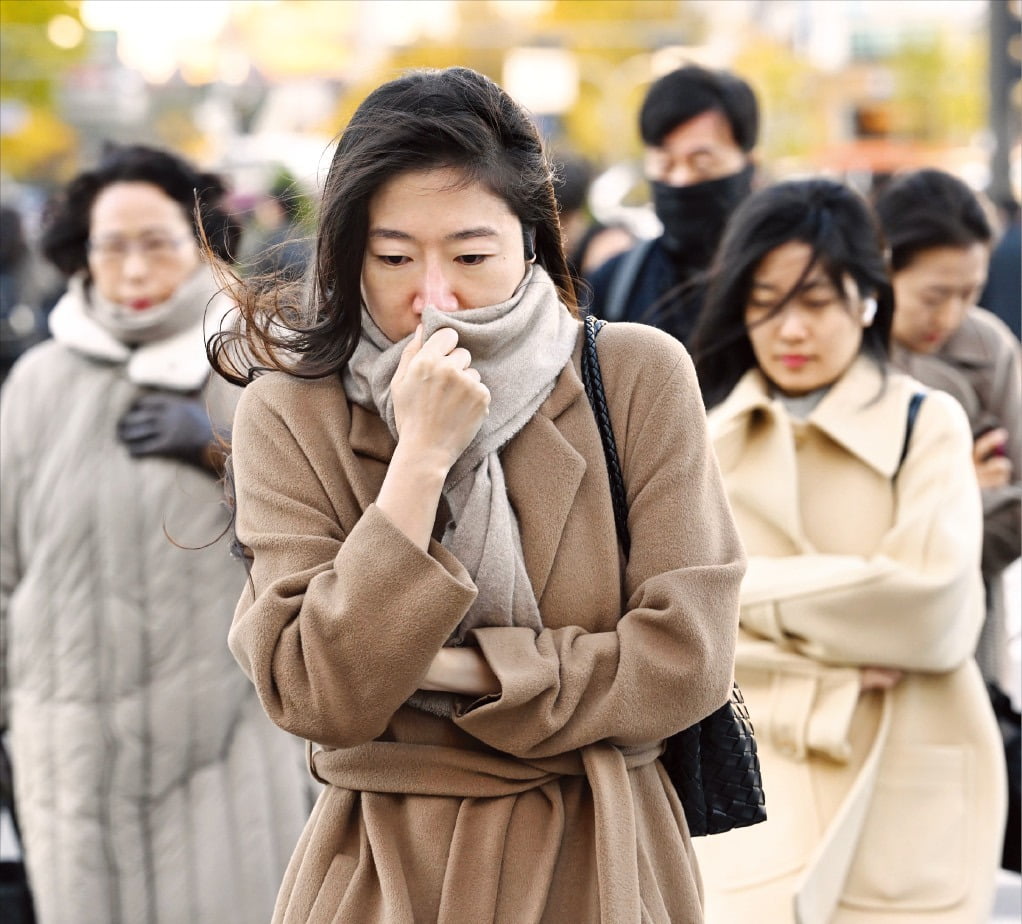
[0,278,311,924]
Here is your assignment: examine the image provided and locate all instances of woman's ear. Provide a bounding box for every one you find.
[861,296,877,327]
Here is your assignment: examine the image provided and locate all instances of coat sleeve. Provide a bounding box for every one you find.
[0,348,45,728]
[739,391,984,673]
[454,331,746,759]
[979,325,1022,575]
[0,374,23,729]
[227,382,478,749]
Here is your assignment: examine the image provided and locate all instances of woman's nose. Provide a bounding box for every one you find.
[777,306,808,340]
[412,259,458,314]
[120,247,149,280]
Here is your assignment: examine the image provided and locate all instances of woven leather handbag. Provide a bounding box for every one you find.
[580,314,766,836]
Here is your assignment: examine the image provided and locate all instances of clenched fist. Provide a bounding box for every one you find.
[390,325,491,474]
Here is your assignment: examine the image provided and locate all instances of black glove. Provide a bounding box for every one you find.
[117,393,216,468]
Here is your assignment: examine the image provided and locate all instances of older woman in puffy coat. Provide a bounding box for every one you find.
[690,179,1005,923]
[0,145,310,924]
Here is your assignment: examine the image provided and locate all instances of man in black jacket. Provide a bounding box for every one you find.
[587,65,760,346]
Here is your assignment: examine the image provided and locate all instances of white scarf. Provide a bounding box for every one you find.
[49,265,228,391]
[343,265,579,715]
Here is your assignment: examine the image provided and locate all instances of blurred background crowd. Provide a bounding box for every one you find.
[1,0,1020,346]
[1,0,1019,261]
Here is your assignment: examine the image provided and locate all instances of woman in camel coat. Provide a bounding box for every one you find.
[690,179,1005,923]
[210,67,745,922]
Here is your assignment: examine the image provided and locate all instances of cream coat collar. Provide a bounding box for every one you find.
[49,273,232,392]
[710,355,919,480]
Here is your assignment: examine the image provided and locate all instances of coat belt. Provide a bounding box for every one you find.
[307,738,664,923]
[793,688,894,924]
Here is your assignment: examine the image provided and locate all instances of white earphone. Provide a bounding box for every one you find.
[861,296,878,326]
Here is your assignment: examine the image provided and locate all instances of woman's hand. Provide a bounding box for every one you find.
[860,667,904,691]
[973,427,1012,490]
[391,325,491,473]
[375,326,490,551]
[420,646,500,697]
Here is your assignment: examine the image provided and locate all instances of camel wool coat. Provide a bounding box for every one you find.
[227,320,745,923]
[693,357,1006,924]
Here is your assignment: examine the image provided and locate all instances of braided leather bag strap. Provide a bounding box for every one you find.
[579,315,767,837]
[580,315,631,557]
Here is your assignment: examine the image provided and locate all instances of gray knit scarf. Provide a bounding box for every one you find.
[86,264,220,346]
[342,265,579,716]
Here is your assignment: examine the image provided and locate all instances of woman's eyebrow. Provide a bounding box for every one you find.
[368,228,414,241]
[367,226,499,242]
[446,227,499,241]
[750,276,831,292]
[90,225,182,239]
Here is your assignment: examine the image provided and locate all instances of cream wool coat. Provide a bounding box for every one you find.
[693,357,1006,924]
[227,321,745,924]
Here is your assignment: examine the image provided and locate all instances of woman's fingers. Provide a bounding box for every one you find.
[390,324,489,456]
[973,427,1007,463]
[419,326,459,358]
[976,455,1012,490]
[860,667,904,691]
[393,324,423,386]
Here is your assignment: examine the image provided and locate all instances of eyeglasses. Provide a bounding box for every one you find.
[87,235,190,264]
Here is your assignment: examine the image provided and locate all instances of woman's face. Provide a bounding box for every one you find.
[361,167,529,342]
[891,244,988,354]
[88,181,201,309]
[744,241,871,396]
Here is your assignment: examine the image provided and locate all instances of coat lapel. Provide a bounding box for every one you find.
[346,402,395,511]
[503,359,588,603]
[710,358,916,554]
[806,358,908,479]
[710,369,808,551]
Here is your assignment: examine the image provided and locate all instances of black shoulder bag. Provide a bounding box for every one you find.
[580,314,767,836]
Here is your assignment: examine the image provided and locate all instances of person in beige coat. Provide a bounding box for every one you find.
[689,178,1006,923]
[1,145,311,924]
[209,67,745,923]
[874,169,1021,699]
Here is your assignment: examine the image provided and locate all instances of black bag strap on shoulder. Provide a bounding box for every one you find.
[580,315,630,555]
[579,314,767,837]
[601,238,656,323]
[896,391,927,476]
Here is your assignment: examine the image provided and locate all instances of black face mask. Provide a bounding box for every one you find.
[651,162,755,265]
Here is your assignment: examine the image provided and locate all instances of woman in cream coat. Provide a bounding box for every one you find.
[690,179,1006,923]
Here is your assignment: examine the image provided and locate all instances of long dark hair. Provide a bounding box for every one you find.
[209,66,576,387]
[691,178,893,409]
[39,143,239,277]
